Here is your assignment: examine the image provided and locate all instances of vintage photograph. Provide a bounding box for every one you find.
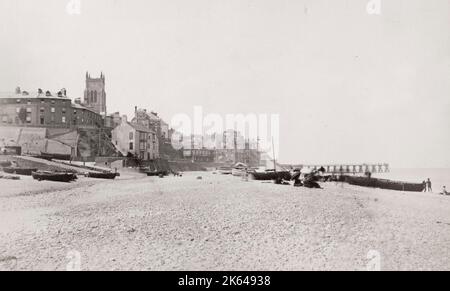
[0,0,449,273]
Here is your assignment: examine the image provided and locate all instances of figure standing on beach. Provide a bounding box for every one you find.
[243,168,249,182]
[422,181,427,192]
[426,178,432,192]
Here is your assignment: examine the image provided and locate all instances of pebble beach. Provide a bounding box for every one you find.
[0,171,449,271]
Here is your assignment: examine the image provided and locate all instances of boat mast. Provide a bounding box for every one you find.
[272,137,277,173]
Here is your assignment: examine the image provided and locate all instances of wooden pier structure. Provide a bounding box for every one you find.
[285,163,390,174]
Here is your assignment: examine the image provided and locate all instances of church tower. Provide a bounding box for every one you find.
[84,72,107,115]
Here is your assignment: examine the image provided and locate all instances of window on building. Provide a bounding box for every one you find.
[62,116,66,123]
[129,132,134,140]
[51,107,55,113]
[41,99,45,104]
[16,99,21,103]
[51,115,55,122]
[40,107,45,113]
[2,116,7,123]
[16,108,20,114]
[62,108,66,114]
[129,142,134,150]
[51,100,55,104]
[26,108,32,113]
[27,100,31,105]
[40,117,45,125]
[26,116,31,123]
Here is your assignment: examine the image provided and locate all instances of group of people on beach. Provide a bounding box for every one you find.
[423,178,449,195]
[423,178,432,192]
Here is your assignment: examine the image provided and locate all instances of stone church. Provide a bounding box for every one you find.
[83,72,107,115]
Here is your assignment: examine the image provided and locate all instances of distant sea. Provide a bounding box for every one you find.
[373,168,450,191]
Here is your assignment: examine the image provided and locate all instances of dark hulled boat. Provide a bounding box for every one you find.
[87,172,117,180]
[146,170,169,177]
[345,176,424,192]
[3,167,37,176]
[250,170,292,181]
[0,161,12,168]
[32,171,77,182]
[39,152,71,161]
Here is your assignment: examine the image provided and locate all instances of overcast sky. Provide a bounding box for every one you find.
[0,0,449,168]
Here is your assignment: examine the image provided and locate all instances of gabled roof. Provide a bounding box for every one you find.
[127,122,154,133]
[71,103,100,115]
[136,109,162,121]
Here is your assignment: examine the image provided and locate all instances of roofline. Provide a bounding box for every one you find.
[126,122,156,133]
[0,92,71,100]
[0,94,102,116]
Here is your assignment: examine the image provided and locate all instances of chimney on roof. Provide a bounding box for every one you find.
[15,87,21,94]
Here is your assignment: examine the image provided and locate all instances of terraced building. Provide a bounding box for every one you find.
[0,87,117,159]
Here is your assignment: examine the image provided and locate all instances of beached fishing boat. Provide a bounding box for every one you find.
[345,176,424,192]
[32,171,77,182]
[250,170,292,181]
[39,152,71,161]
[250,138,292,181]
[3,167,37,176]
[0,175,20,180]
[231,168,246,176]
[87,172,118,179]
[145,170,169,177]
[217,167,233,175]
[0,161,12,168]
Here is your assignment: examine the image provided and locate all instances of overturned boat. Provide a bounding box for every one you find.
[3,167,37,176]
[345,176,424,192]
[32,171,77,182]
[87,172,118,180]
